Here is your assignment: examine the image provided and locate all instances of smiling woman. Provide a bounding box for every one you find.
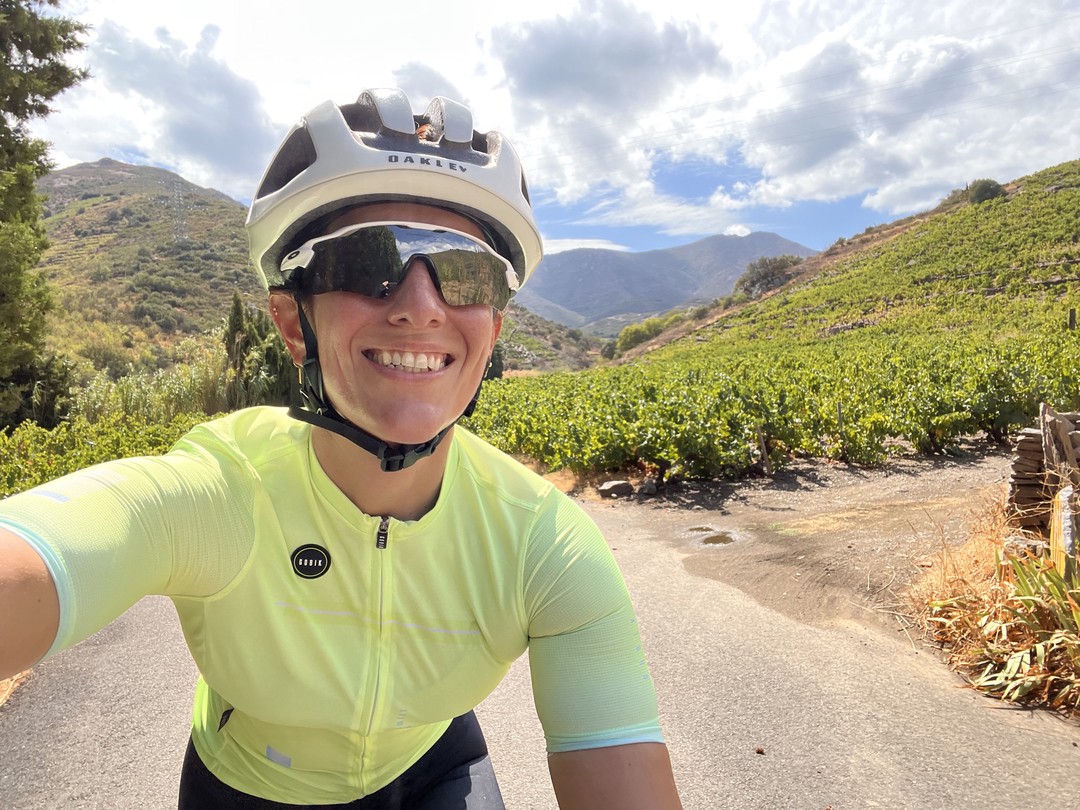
[0,87,683,809]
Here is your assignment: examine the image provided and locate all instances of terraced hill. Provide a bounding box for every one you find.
[463,159,1080,478]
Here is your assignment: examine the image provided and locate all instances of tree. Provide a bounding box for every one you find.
[968,178,1005,205]
[733,254,805,299]
[223,290,295,410]
[484,341,504,380]
[0,1,87,427]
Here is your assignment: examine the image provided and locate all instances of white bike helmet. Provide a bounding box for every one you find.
[247,87,542,290]
[246,88,542,472]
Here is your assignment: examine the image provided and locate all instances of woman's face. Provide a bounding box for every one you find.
[272,203,503,446]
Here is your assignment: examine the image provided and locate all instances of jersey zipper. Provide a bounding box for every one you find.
[365,515,391,743]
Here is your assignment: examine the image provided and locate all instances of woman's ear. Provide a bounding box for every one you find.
[268,292,308,365]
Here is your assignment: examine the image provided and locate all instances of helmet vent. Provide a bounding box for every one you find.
[339,102,384,136]
[471,132,491,155]
[256,126,316,198]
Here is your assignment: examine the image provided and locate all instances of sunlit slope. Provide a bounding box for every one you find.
[465,160,1080,478]
[656,160,1079,353]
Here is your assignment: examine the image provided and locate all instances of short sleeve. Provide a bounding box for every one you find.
[523,492,663,752]
[0,448,255,660]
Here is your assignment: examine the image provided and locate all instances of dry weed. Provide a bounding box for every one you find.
[0,670,30,710]
[908,494,1080,715]
[907,494,1009,625]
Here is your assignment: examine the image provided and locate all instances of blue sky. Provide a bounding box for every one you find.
[32,0,1080,254]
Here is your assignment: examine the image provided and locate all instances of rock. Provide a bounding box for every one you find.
[1003,536,1049,558]
[639,479,658,496]
[597,480,634,498]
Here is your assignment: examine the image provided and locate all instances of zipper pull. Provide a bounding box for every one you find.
[376,516,389,549]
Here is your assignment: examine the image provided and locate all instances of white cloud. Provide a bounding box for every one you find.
[544,238,633,253]
[26,0,1080,247]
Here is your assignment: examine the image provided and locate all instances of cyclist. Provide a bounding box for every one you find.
[0,88,682,809]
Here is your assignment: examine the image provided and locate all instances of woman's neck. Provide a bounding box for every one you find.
[310,425,452,521]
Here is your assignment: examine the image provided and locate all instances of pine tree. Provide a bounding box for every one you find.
[223,290,296,410]
[0,0,86,426]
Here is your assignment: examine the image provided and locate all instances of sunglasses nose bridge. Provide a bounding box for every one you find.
[386,256,448,311]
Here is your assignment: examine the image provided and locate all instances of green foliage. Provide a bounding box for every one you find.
[969,178,1006,205]
[614,311,683,354]
[68,317,295,426]
[734,254,805,298]
[485,342,504,380]
[0,2,87,126]
[463,159,1080,480]
[222,291,294,409]
[0,412,203,497]
[1,350,73,428]
[0,0,86,428]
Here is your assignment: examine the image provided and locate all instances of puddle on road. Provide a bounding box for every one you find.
[685,526,737,546]
[701,532,735,545]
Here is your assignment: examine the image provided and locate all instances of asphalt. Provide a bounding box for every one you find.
[2,498,1079,809]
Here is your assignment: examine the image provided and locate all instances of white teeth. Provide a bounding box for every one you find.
[369,350,447,373]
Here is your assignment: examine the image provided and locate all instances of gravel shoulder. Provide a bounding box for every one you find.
[569,441,1015,633]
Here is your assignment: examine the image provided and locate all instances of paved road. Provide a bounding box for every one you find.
[2,499,1079,809]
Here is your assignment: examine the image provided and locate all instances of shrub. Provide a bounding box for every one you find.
[734,255,805,299]
[969,179,1006,204]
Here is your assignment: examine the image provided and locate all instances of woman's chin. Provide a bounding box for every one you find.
[352,413,456,448]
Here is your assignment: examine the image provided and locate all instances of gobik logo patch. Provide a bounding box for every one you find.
[291,544,331,579]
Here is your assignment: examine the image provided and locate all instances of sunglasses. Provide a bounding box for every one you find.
[279,221,520,310]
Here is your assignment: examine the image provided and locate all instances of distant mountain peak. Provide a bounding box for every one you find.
[518,231,816,332]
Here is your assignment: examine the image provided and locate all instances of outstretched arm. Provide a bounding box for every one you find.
[0,528,60,679]
[548,742,682,809]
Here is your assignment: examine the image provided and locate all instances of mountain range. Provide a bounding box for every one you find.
[519,232,816,332]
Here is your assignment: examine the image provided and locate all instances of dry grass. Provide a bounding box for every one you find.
[0,671,30,710]
[907,494,1008,618]
[908,494,1080,715]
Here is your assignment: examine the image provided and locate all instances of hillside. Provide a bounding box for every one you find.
[33,159,601,376]
[618,165,1078,361]
[463,158,1080,477]
[36,159,258,372]
[647,162,1078,359]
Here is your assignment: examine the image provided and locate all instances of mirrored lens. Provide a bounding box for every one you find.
[282,223,514,310]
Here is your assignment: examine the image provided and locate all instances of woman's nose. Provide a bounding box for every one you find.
[385,260,447,325]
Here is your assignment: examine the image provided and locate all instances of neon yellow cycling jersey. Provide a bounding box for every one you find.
[1,407,662,804]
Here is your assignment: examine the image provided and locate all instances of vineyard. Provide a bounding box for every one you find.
[2,160,1077,495]
[464,160,1080,479]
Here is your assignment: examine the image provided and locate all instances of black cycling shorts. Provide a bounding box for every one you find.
[177,711,506,809]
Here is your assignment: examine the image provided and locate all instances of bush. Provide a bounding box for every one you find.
[734,255,805,299]
[969,179,1006,204]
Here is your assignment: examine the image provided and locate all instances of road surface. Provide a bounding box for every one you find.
[2,496,1078,809]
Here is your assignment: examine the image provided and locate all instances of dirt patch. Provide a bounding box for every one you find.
[579,442,1014,633]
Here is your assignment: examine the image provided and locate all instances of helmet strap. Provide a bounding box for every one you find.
[287,292,462,472]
